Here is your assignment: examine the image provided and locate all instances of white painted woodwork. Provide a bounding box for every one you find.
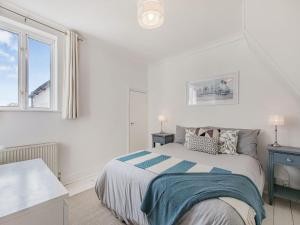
[0,159,68,225]
[65,174,98,197]
[129,90,148,152]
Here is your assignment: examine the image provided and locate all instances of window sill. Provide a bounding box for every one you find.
[0,108,61,113]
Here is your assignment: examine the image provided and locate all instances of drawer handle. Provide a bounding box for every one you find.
[286,158,293,163]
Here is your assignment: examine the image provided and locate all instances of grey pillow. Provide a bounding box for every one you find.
[175,125,186,144]
[208,126,260,159]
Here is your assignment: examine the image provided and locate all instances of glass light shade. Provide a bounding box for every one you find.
[158,115,166,122]
[269,115,285,126]
[138,0,164,29]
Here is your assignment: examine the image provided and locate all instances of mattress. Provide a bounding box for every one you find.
[95,143,264,225]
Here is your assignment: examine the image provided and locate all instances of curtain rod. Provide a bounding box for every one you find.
[0,5,84,41]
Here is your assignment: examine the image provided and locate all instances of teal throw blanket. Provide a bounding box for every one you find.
[141,173,265,225]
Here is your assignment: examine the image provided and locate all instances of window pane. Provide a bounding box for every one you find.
[28,37,51,108]
[0,28,19,107]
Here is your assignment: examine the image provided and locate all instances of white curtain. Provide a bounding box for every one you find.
[62,31,79,119]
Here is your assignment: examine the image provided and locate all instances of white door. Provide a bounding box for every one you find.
[129,90,148,152]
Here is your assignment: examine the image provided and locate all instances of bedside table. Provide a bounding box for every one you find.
[268,145,300,205]
[152,133,174,148]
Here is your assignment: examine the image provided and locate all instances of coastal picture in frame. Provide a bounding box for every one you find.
[187,72,239,106]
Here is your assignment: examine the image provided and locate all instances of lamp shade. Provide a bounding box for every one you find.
[158,115,166,122]
[138,0,164,29]
[269,115,285,126]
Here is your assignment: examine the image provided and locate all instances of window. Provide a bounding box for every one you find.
[0,28,19,107]
[28,38,51,109]
[0,21,57,111]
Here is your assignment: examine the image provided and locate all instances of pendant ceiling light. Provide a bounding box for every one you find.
[138,0,164,29]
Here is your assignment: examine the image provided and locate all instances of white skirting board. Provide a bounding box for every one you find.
[65,173,99,196]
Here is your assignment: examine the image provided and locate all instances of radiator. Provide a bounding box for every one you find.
[0,143,59,177]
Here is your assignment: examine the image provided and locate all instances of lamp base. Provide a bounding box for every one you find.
[272,126,281,147]
[272,142,281,147]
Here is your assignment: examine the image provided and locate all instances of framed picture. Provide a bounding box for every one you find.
[186,72,239,106]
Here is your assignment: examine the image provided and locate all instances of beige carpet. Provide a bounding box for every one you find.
[65,188,123,225]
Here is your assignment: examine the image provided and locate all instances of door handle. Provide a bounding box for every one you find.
[130,122,135,126]
[286,158,293,163]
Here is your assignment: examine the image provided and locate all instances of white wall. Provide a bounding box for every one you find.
[246,0,300,96]
[148,38,300,189]
[0,33,148,184]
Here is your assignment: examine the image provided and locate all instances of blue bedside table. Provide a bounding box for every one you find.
[268,145,300,205]
[152,133,174,148]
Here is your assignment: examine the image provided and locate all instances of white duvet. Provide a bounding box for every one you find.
[95,143,264,225]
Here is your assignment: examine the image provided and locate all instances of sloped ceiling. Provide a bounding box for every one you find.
[245,0,300,97]
[2,0,242,61]
[2,0,299,96]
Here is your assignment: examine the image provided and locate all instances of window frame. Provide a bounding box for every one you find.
[0,22,21,110]
[0,20,58,112]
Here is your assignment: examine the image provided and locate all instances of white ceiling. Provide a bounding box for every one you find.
[3,0,243,61]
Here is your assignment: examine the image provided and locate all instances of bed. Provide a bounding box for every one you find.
[95,142,264,225]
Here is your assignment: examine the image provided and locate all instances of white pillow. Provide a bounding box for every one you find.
[219,130,239,154]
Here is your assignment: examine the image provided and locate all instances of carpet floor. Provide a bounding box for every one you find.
[65,188,123,225]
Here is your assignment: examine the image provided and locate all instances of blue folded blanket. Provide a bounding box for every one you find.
[141,173,265,225]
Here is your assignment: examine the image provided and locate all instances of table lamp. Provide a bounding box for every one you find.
[269,115,285,147]
[158,115,166,133]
